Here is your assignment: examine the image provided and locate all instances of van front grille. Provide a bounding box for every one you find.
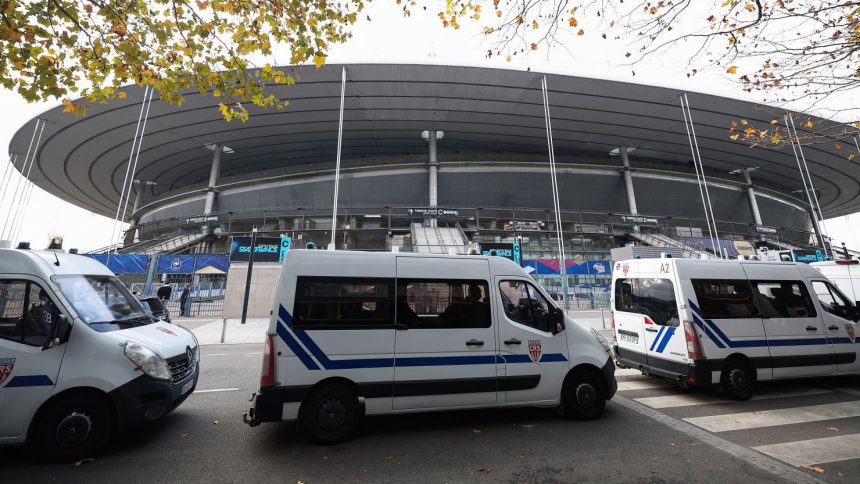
[169,359,194,383]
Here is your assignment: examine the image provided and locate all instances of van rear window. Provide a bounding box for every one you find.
[691,280,759,319]
[614,278,679,327]
[293,277,394,329]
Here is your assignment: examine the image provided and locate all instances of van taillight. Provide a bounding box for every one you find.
[683,320,705,361]
[836,260,859,265]
[259,334,276,388]
[611,317,616,332]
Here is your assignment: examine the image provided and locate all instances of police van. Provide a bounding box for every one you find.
[811,259,860,301]
[0,248,199,461]
[245,250,616,442]
[612,257,859,400]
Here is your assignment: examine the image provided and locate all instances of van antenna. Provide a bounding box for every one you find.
[53,250,60,266]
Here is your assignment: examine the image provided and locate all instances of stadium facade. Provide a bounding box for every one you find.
[8,63,860,295]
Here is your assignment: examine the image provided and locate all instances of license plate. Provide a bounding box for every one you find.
[619,334,639,344]
[181,379,194,395]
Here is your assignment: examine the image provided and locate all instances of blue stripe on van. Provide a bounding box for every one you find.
[691,314,726,349]
[4,375,54,387]
[276,321,320,370]
[649,326,665,352]
[655,327,676,353]
[275,305,568,370]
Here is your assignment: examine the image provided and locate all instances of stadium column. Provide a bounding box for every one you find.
[424,130,443,228]
[741,167,764,226]
[203,144,224,216]
[619,147,638,215]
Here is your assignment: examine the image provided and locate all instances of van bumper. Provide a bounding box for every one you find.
[601,357,618,399]
[245,387,303,425]
[615,346,713,386]
[109,363,199,429]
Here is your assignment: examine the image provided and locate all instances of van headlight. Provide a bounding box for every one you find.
[591,328,611,353]
[123,341,171,380]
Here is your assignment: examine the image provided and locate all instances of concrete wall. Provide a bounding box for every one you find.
[223,262,283,319]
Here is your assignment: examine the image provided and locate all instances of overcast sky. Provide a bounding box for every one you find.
[0,2,857,252]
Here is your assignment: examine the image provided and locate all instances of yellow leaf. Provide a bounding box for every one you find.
[118,91,127,100]
[313,54,326,69]
[770,119,778,125]
[730,134,740,141]
[799,464,824,474]
[741,119,748,125]
[62,98,78,113]
[649,7,657,14]
[849,154,856,161]
[505,55,511,62]
[569,17,577,27]
[726,66,738,74]
[532,20,539,30]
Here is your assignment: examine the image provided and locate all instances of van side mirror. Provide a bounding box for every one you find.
[550,307,565,334]
[53,314,71,347]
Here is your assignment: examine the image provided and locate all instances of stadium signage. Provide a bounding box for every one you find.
[230,236,292,263]
[480,242,522,266]
[186,215,219,224]
[619,215,660,225]
[502,220,545,231]
[407,208,460,217]
[754,225,778,234]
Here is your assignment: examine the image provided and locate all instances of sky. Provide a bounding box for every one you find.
[0,1,858,252]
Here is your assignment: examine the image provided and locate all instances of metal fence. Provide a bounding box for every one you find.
[130,281,226,318]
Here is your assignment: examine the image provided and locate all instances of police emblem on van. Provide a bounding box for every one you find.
[847,324,856,344]
[528,340,542,362]
[0,358,15,385]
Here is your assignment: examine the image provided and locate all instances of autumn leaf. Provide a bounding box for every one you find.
[577,29,584,36]
[800,464,824,474]
[730,120,738,131]
[726,66,738,74]
[834,143,842,150]
[569,17,577,27]
[313,54,326,69]
[770,119,779,125]
[530,43,538,50]
[730,134,740,141]
[741,119,748,125]
[849,154,856,161]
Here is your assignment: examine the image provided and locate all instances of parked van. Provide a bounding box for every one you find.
[811,260,860,302]
[245,250,616,442]
[612,258,859,400]
[0,248,199,461]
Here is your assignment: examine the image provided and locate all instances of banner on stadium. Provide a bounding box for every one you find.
[229,236,291,262]
[85,254,149,274]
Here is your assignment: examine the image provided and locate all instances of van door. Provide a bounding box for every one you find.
[496,278,569,404]
[809,279,860,375]
[638,276,687,369]
[0,279,67,441]
[392,257,497,410]
[743,264,835,378]
[613,269,649,368]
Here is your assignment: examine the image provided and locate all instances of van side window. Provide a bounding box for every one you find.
[293,277,393,329]
[691,280,758,319]
[613,278,679,326]
[0,280,60,347]
[499,280,554,331]
[396,280,491,329]
[812,281,853,317]
[751,281,816,319]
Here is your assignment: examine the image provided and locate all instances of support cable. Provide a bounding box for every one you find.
[109,85,151,253]
[116,87,155,253]
[784,115,828,255]
[542,76,569,309]
[330,66,346,250]
[788,115,831,257]
[0,154,19,209]
[683,94,722,258]
[679,96,719,258]
[2,120,44,240]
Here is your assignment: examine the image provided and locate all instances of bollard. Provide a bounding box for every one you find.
[600,308,606,329]
[220,317,227,344]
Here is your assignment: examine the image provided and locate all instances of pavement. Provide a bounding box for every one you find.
[8,343,854,483]
[178,310,614,346]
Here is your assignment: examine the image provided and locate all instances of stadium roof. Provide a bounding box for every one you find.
[9,63,860,219]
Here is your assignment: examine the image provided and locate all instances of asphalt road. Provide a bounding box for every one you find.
[2,344,857,483]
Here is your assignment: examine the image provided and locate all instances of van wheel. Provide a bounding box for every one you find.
[562,370,607,420]
[721,359,755,401]
[301,384,361,444]
[34,394,113,463]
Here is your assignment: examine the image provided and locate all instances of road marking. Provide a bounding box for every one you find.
[830,386,860,398]
[194,388,240,394]
[617,379,676,392]
[205,353,229,356]
[613,395,824,484]
[754,433,860,467]
[684,401,860,432]
[636,387,831,409]
[615,368,642,377]
[246,352,262,356]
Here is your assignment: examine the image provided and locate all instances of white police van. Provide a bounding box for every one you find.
[612,257,859,399]
[245,250,616,442]
[0,248,199,461]
[811,259,860,302]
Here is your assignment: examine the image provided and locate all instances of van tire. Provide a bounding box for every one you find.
[562,369,607,420]
[301,384,361,444]
[721,359,755,401]
[34,394,113,463]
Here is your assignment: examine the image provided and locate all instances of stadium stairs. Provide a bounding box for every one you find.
[628,232,707,259]
[411,223,467,254]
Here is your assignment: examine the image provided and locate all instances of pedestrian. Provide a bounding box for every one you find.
[180,284,191,317]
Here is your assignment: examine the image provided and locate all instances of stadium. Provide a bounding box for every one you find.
[7,63,860,310]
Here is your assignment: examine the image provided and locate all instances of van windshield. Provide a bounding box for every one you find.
[52,275,153,332]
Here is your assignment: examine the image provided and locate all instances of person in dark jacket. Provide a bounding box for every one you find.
[180,284,191,317]
[156,284,172,301]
